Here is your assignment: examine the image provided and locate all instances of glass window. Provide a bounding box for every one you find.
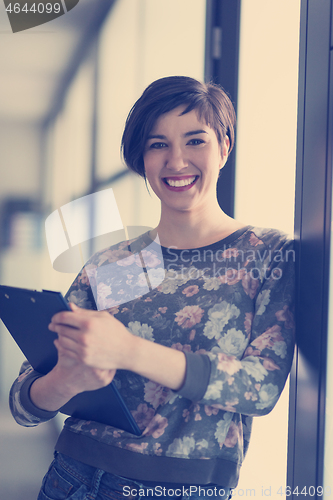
[235,0,300,495]
[48,54,95,210]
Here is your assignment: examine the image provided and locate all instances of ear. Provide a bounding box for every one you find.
[219,136,230,169]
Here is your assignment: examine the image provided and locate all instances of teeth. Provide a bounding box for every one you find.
[165,176,196,187]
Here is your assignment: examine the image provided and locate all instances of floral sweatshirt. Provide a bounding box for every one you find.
[10,226,295,488]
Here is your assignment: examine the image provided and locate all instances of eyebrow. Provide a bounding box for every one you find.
[147,130,208,140]
[147,134,167,140]
[184,129,208,137]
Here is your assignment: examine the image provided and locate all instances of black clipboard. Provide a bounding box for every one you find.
[0,284,141,436]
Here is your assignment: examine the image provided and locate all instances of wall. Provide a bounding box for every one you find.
[235,0,300,235]
[0,121,41,198]
[235,0,300,496]
[0,121,43,398]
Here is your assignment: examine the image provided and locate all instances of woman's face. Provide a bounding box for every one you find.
[143,106,229,215]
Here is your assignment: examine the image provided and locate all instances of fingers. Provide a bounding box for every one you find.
[54,339,80,366]
[51,305,103,329]
[49,310,95,353]
[50,311,88,332]
[54,336,80,355]
[50,309,113,338]
[50,307,121,371]
[49,320,81,340]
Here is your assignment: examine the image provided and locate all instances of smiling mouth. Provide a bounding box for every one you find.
[163,176,198,187]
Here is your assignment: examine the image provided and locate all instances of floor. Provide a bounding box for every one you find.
[0,400,58,500]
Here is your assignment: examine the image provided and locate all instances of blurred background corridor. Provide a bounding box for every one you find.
[0,404,56,499]
[0,0,300,498]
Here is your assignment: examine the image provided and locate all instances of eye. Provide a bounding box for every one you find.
[148,142,168,149]
[187,138,205,146]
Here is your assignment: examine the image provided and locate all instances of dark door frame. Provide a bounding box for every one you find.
[287,0,333,496]
[205,0,241,218]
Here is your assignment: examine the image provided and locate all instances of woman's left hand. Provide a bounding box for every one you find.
[49,303,134,371]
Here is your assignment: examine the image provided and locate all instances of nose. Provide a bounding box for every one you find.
[165,145,188,171]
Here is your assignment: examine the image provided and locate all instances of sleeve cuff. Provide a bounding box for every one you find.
[174,352,211,402]
[20,371,59,420]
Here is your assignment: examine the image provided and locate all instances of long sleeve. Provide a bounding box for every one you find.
[177,237,295,416]
[9,360,58,426]
[9,264,97,427]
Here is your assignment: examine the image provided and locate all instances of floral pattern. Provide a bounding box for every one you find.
[10,227,295,472]
[175,305,204,329]
[127,321,154,341]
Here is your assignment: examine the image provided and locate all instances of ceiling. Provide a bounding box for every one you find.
[0,0,113,124]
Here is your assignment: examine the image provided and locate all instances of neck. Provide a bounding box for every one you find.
[151,203,245,249]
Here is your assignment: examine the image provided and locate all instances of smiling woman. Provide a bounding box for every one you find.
[122,77,241,249]
[142,107,229,227]
[122,77,235,178]
[10,76,295,500]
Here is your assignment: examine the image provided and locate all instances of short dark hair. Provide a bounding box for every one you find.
[121,76,236,178]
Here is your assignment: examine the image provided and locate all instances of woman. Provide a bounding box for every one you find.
[10,76,295,500]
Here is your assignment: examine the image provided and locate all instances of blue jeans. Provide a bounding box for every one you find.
[37,452,233,500]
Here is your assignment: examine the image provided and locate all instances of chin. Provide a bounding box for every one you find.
[164,201,197,213]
